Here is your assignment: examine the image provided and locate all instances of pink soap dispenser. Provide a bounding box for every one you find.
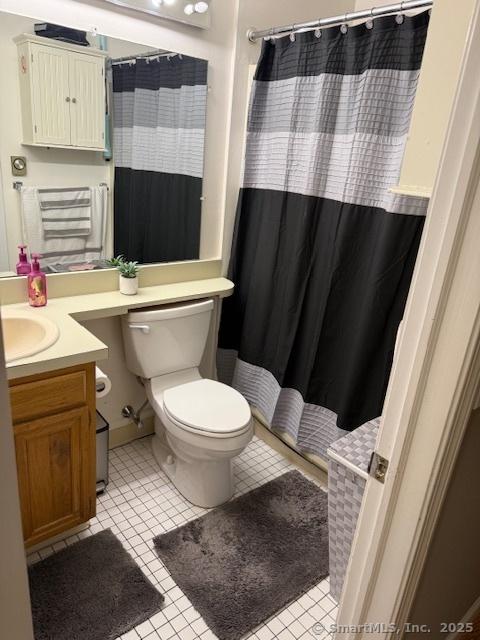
[16,244,31,275]
[27,254,47,307]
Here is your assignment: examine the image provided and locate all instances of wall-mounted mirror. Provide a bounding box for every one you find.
[100,0,212,30]
[0,12,208,276]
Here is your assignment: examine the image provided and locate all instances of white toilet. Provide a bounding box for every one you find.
[121,299,253,507]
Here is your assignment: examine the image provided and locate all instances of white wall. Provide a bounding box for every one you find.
[0,0,239,264]
[221,0,354,270]
[396,0,477,196]
[0,169,10,272]
[354,0,387,8]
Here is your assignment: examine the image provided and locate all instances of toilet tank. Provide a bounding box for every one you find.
[121,299,214,379]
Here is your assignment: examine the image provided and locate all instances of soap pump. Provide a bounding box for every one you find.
[16,244,31,275]
[27,254,47,307]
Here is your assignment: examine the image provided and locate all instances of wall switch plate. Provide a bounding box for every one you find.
[11,156,27,176]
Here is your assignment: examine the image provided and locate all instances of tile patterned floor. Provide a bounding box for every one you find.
[27,435,338,640]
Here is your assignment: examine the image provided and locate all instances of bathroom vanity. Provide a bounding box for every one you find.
[2,275,233,547]
[8,362,96,547]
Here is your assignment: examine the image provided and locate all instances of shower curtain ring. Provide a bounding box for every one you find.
[289,25,296,42]
[396,1,406,24]
[264,27,274,42]
[366,7,374,29]
[340,13,349,34]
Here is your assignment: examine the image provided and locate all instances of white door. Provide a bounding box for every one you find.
[30,43,71,146]
[68,53,105,149]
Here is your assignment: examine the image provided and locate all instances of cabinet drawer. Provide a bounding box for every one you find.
[10,369,88,424]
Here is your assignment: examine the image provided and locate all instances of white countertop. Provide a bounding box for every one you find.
[4,277,233,380]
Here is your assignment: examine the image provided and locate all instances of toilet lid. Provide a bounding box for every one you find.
[163,379,251,435]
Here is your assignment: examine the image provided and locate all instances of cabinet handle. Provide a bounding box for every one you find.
[72,98,77,104]
[65,97,71,102]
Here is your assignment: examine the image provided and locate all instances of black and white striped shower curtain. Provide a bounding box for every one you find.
[218,12,430,460]
[112,55,207,263]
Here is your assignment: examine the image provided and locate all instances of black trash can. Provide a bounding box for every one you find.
[96,411,109,494]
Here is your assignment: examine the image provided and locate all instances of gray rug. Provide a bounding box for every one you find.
[29,529,164,640]
[153,470,329,640]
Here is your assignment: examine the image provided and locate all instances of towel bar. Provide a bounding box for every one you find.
[13,181,109,191]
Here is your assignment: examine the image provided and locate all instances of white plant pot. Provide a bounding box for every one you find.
[119,275,138,295]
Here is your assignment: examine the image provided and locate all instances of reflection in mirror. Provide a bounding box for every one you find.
[112,52,207,263]
[0,12,208,276]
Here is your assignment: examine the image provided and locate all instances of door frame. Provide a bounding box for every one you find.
[337,1,480,636]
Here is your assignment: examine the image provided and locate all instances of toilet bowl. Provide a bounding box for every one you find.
[121,299,253,507]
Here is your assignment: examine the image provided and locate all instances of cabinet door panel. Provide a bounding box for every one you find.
[31,43,71,145]
[69,53,105,149]
[14,406,95,547]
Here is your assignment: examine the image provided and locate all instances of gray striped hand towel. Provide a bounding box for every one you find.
[39,187,92,238]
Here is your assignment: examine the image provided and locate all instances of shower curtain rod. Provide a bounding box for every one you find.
[108,49,179,65]
[247,0,433,42]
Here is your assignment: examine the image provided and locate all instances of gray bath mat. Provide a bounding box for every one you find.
[153,470,329,640]
[29,529,164,640]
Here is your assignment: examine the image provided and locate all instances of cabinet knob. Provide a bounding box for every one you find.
[72,98,77,104]
[65,97,70,102]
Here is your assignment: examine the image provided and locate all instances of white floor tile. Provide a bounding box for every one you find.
[135,619,155,638]
[156,622,176,639]
[267,617,285,635]
[254,627,275,640]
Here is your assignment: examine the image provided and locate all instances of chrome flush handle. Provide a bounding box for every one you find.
[129,324,151,334]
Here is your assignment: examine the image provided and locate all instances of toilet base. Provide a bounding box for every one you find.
[151,432,235,508]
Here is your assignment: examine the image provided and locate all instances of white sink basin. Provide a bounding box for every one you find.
[1,311,59,363]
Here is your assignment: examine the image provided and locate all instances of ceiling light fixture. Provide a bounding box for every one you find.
[152,0,176,7]
[184,1,208,15]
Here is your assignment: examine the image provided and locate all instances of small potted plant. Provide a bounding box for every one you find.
[107,255,140,295]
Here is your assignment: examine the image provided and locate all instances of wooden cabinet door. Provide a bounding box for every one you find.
[30,43,71,146]
[68,52,105,149]
[14,406,95,547]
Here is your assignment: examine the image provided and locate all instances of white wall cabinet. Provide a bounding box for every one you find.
[14,35,107,151]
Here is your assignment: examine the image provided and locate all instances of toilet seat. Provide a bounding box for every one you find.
[163,379,251,437]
